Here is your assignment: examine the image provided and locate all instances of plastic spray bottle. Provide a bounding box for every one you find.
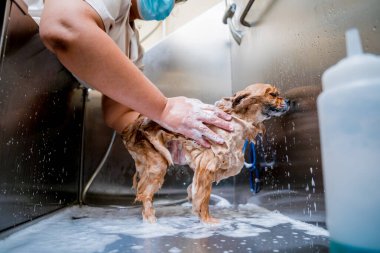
[317,28,380,252]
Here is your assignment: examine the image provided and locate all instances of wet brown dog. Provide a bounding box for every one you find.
[122,83,289,223]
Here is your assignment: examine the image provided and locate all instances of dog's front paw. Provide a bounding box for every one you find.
[142,208,157,223]
[143,214,157,224]
[201,216,220,224]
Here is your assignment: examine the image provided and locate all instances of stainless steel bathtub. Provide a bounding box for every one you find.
[1,0,379,252]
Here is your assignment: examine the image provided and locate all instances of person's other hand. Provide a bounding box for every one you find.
[156,97,234,147]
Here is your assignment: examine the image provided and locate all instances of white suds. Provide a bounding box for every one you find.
[0,198,328,253]
[168,247,182,253]
[130,245,144,250]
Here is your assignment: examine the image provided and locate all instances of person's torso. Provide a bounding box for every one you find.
[23,0,144,71]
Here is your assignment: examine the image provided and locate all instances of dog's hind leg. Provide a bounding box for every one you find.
[133,152,168,223]
[191,167,219,224]
[187,184,192,202]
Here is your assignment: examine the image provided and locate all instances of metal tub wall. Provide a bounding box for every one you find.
[0,0,84,233]
[228,0,380,223]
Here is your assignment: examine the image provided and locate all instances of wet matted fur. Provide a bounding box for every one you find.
[122,83,290,223]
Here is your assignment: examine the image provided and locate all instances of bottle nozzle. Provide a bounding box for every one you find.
[346,28,363,57]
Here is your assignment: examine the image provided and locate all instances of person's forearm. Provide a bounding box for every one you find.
[60,27,167,121]
[40,0,167,122]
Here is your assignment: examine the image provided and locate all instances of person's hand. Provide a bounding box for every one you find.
[156,96,234,147]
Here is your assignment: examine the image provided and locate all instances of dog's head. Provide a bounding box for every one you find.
[216,83,290,123]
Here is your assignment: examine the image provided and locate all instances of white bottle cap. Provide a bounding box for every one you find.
[322,28,380,91]
[346,29,363,57]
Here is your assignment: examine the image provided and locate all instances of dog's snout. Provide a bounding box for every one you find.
[280,98,291,112]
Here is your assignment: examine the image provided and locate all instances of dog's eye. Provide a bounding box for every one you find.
[269,92,278,97]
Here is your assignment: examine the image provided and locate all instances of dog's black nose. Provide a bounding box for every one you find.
[283,99,292,112]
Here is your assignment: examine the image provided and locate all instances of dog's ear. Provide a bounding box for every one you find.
[232,93,257,113]
[232,93,249,108]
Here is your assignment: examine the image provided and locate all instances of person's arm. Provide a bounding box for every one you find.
[39,0,233,147]
[40,0,167,120]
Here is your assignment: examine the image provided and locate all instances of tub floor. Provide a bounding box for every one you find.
[0,194,329,253]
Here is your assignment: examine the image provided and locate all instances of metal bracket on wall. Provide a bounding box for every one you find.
[222,3,243,45]
[240,0,255,27]
[0,0,11,64]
